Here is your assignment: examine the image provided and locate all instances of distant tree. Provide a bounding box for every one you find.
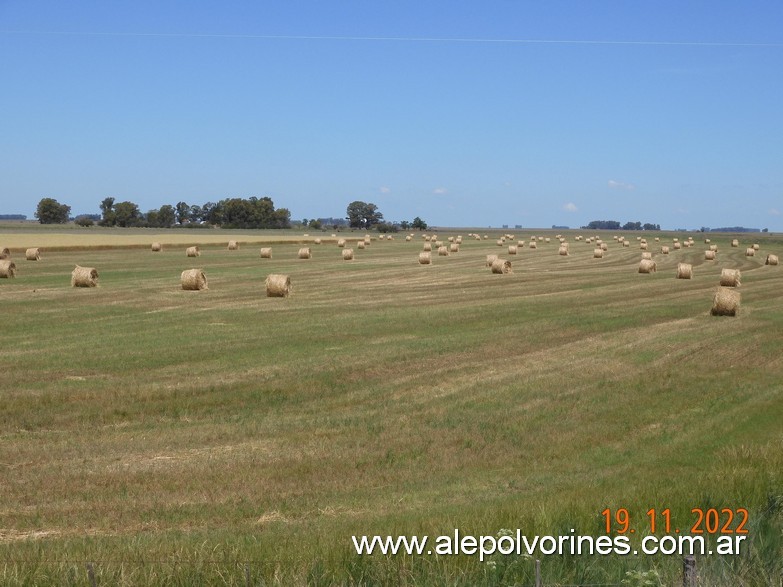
[643,223,660,231]
[375,222,399,233]
[158,204,176,227]
[411,216,428,230]
[145,209,160,227]
[74,215,95,227]
[346,201,383,228]
[175,201,190,224]
[113,201,141,227]
[99,197,116,226]
[35,198,71,224]
[622,221,642,231]
[189,204,203,223]
[301,218,309,227]
[399,220,410,230]
[308,219,322,230]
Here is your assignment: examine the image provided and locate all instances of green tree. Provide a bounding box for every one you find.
[113,201,141,227]
[99,197,116,226]
[158,204,176,227]
[35,198,71,224]
[175,201,190,224]
[346,201,383,228]
[411,216,428,230]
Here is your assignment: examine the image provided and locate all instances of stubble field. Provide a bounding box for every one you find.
[1,225,782,585]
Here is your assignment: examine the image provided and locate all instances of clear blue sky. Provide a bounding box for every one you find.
[1,1,782,229]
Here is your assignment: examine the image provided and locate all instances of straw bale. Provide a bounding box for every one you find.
[0,260,16,278]
[181,269,208,290]
[418,252,431,265]
[642,252,652,260]
[638,259,657,273]
[765,254,779,265]
[265,274,291,297]
[711,288,740,316]
[298,247,312,259]
[705,250,716,260]
[342,248,354,260]
[358,241,366,249]
[593,248,603,258]
[661,246,669,254]
[228,240,239,250]
[186,246,200,257]
[676,263,693,279]
[71,265,98,287]
[438,246,449,256]
[0,247,9,259]
[151,242,161,252]
[490,258,512,274]
[25,248,41,260]
[731,239,739,247]
[508,245,518,255]
[745,248,755,257]
[486,254,498,266]
[337,239,346,248]
[260,247,272,258]
[719,268,741,287]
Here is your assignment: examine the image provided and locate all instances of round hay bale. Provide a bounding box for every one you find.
[455,237,463,244]
[731,239,739,247]
[337,239,346,248]
[593,248,603,258]
[447,236,454,243]
[765,254,779,265]
[186,246,200,257]
[709,244,718,252]
[342,248,354,260]
[704,238,711,244]
[660,246,669,254]
[544,237,551,243]
[753,243,760,251]
[558,246,569,256]
[676,263,693,279]
[298,247,311,259]
[418,252,431,265]
[25,247,41,261]
[711,288,740,316]
[673,242,682,250]
[314,238,322,245]
[0,260,17,278]
[496,239,504,246]
[486,254,498,266]
[358,240,366,249]
[623,240,630,247]
[720,268,741,287]
[642,252,652,260]
[71,265,98,287]
[260,247,273,259]
[672,238,679,242]
[449,243,459,253]
[228,240,239,250]
[181,269,208,290]
[745,248,755,257]
[507,245,518,255]
[437,246,449,256]
[638,259,657,274]
[490,258,512,274]
[405,235,412,242]
[422,242,432,252]
[654,237,660,242]
[640,243,648,250]
[517,240,525,247]
[705,250,716,260]
[151,242,162,252]
[529,241,538,250]
[363,237,371,245]
[265,274,291,297]
[0,247,10,259]
[601,243,608,251]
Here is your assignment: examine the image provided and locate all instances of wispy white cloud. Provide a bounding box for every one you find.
[379,186,391,194]
[770,208,781,216]
[563,202,578,212]
[433,187,448,195]
[608,179,636,190]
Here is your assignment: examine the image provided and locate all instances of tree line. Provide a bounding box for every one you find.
[582,220,661,231]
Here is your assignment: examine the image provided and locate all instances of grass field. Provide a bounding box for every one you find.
[1,226,782,586]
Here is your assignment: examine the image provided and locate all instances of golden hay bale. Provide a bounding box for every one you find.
[593,248,603,258]
[660,246,669,254]
[496,239,504,246]
[705,250,716,260]
[405,235,412,242]
[601,243,608,251]
[447,236,454,242]
[260,247,273,258]
[71,265,98,287]
[544,237,551,243]
[422,242,432,252]
[676,263,693,279]
[25,248,41,261]
[704,238,711,244]
[358,241,366,249]
[640,243,648,250]
[753,243,760,251]
[558,246,569,256]
[623,240,630,247]
[151,242,162,252]
[186,246,200,257]
[298,247,311,259]
[331,233,337,238]
[731,239,739,247]
[672,238,679,242]
[483,234,488,239]
[228,240,239,250]
[490,258,512,274]
[529,241,538,250]
[709,244,718,252]
[455,237,463,244]
[654,237,660,242]
[720,268,741,287]
[0,247,9,259]
[765,254,779,265]
[745,248,755,257]
[642,252,652,260]
[517,240,525,247]
[418,251,431,265]
[437,246,449,256]
[673,242,682,250]
[711,288,740,316]
[508,245,518,255]
[449,243,459,253]
[364,237,371,245]
[337,238,346,247]
[342,248,354,260]
[0,260,16,278]
[314,238,322,245]
[181,268,208,290]
[486,254,498,266]
[265,274,291,297]
[638,259,657,273]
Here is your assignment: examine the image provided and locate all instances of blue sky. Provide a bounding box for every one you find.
[1,1,782,229]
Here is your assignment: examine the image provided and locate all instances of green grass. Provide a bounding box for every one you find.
[1,229,782,585]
